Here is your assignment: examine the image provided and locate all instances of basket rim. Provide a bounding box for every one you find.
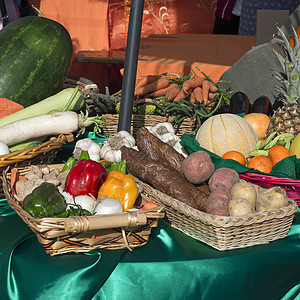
[2,164,165,234]
[139,180,299,228]
[240,172,300,186]
[0,133,74,167]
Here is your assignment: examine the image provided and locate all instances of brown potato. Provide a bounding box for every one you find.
[256,186,289,212]
[230,181,257,207]
[229,198,255,216]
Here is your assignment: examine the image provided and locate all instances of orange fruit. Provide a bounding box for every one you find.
[268,145,290,166]
[247,156,273,173]
[222,150,246,166]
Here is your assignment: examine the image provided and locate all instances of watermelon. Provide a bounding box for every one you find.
[0,16,73,107]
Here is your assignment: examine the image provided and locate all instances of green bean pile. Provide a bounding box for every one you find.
[151,70,231,128]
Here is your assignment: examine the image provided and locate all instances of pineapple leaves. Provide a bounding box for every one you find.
[277,26,296,65]
[273,49,287,72]
[290,25,300,63]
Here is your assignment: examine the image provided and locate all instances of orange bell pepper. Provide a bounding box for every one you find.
[97,171,138,211]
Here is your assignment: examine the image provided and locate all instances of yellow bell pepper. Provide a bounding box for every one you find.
[97,171,138,211]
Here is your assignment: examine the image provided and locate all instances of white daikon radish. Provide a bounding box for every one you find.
[0,111,105,146]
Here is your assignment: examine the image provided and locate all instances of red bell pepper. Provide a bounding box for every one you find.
[65,159,108,198]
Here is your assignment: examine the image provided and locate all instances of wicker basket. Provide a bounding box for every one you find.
[102,114,197,138]
[0,133,73,196]
[2,164,165,256]
[139,180,299,251]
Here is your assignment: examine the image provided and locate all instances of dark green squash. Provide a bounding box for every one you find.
[0,16,73,107]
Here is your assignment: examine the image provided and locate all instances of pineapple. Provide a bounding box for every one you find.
[266,25,300,136]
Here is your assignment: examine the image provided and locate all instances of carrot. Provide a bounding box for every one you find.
[182,77,204,93]
[140,200,158,210]
[209,82,218,93]
[173,88,192,103]
[135,78,170,96]
[165,86,180,102]
[192,87,203,103]
[202,80,211,104]
[190,90,196,103]
[146,83,179,98]
[135,75,163,90]
[209,92,218,100]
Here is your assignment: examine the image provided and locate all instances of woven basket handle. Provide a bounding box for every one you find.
[64,211,148,233]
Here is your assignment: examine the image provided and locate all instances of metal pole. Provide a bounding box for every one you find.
[117,0,144,133]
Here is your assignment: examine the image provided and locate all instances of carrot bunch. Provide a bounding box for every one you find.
[134,73,219,104]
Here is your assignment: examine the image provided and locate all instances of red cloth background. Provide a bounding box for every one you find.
[109,0,217,50]
[28,0,217,91]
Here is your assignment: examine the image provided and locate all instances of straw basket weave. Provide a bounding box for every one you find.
[0,133,73,196]
[2,164,165,256]
[139,180,298,251]
[102,114,197,138]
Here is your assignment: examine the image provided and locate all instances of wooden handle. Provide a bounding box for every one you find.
[64,211,148,233]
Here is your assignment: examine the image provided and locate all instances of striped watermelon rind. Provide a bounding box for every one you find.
[0,16,73,107]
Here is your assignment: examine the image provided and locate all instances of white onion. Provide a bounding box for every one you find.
[93,198,123,215]
[69,195,96,213]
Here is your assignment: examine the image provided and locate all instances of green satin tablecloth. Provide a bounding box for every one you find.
[0,198,299,300]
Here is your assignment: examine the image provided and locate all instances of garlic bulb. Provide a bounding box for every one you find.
[100,131,135,162]
[173,140,189,157]
[73,138,101,161]
[160,132,180,147]
[151,122,175,136]
[146,122,188,156]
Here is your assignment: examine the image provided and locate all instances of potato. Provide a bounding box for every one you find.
[229,198,255,216]
[230,181,257,207]
[256,186,289,212]
[206,184,231,216]
[208,167,239,192]
[252,183,266,196]
[182,150,215,184]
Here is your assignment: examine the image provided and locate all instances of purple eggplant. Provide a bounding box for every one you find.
[229,92,251,114]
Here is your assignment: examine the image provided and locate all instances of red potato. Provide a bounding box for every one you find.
[182,151,215,184]
[208,168,239,192]
[206,184,231,216]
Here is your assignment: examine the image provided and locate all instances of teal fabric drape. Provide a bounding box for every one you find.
[1,199,299,300]
[1,131,300,299]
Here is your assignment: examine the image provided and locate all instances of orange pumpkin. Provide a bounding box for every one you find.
[243,113,270,139]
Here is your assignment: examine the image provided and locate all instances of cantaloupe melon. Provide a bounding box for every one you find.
[195,113,258,157]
